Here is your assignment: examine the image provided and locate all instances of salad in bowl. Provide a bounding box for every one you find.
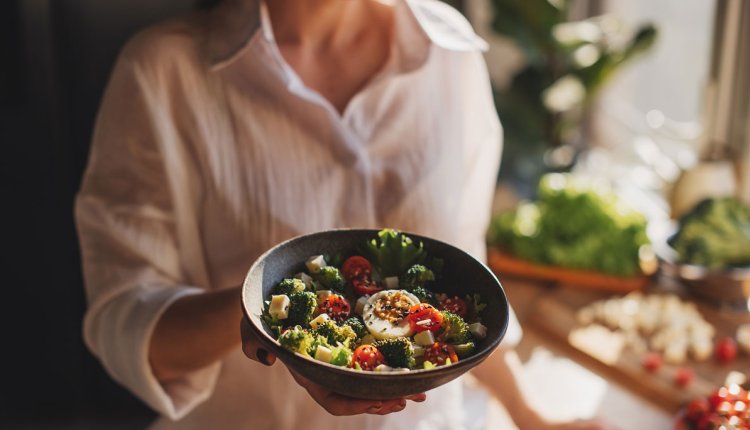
[242,229,509,399]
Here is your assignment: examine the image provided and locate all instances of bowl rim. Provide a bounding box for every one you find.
[241,228,509,379]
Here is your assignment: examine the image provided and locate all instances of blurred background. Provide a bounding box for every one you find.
[1,0,749,428]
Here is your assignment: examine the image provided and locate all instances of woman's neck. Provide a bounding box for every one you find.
[266,0,366,48]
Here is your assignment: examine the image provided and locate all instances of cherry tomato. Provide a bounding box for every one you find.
[697,413,728,429]
[709,387,731,409]
[642,352,663,373]
[407,303,445,333]
[351,345,385,371]
[341,256,372,281]
[438,296,468,318]
[685,398,710,421]
[317,294,351,322]
[674,367,695,388]
[423,342,459,366]
[715,337,738,363]
[351,278,383,296]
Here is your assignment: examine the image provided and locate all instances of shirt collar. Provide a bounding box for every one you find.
[205,0,488,71]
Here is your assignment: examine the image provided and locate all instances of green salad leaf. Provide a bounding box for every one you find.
[360,229,426,277]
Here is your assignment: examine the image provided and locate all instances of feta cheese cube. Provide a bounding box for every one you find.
[309,313,330,330]
[468,322,487,339]
[314,345,332,363]
[375,364,393,372]
[316,290,333,302]
[268,295,290,320]
[414,330,435,346]
[295,272,314,289]
[384,276,399,289]
[690,338,713,361]
[305,255,327,274]
[412,345,425,357]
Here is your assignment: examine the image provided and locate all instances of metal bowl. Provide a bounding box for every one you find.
[649,220,750,309]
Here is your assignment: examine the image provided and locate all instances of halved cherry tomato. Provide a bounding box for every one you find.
[423,342,458,366]
[317,294,351,322]
[685,398,710,421]
[674,367,694,388]
[438,296,468,318]
[341,256,372,281]
[351,278,383,296]
[641,352,662,373]
[407,303,444,333]
[715,337,737,363]
[351,344,385,371]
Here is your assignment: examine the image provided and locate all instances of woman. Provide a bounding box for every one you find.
[76,0,613,428]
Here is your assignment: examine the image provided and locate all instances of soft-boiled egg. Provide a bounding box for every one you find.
[362,290,420,340]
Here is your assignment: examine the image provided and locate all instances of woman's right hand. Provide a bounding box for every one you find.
[239,317,426,416]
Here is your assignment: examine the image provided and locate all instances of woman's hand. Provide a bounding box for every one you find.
[287,368,426,416]
[240,317,426,415]
[240,316,277,366]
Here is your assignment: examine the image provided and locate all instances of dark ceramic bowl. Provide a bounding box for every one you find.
[241,229,509,400]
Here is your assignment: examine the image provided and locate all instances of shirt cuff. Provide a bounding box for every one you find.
[83,285,222,420]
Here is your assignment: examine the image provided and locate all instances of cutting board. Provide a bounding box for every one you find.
[502,279,750,412]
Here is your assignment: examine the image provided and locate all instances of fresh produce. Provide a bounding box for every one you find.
[262,229,488,371]
[488,173,649,277]
[715,337,738,364]
[676,384,750,429]
[669,197,750,270]
[674,367,695,387]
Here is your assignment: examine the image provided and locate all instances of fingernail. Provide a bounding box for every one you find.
[366,402,383,413]
[414,394,426,402]
[256,349,270,365]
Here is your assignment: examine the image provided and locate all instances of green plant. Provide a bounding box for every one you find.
[489,0,657,190]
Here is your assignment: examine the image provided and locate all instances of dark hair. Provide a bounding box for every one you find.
[195,0,223,9]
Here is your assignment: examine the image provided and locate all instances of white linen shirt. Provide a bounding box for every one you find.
[76,0,521,428]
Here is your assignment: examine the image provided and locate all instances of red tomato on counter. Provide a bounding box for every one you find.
[715,337,738,363]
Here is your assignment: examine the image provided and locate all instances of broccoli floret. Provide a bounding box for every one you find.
[440,311,471,344]
[286,291,317,327]
[400,264,435,290]
[452,342,476,359]
[313,266,345,292]
[278,326,314,355]
[410,286,437,305]
[329,345,353,367]
[669,197,750,269]
[274,278,307,295]
[373,337,416,369]
[464,293,487,323]
[342,316,368,339]
[313,319,357,347]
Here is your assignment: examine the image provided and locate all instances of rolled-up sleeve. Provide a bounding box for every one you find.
[75,41,220,420]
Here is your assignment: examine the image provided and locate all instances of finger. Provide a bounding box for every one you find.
[287,369,388,416]
[405,393,426,402]
[376,399,406,414]
[239,319,276,365]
